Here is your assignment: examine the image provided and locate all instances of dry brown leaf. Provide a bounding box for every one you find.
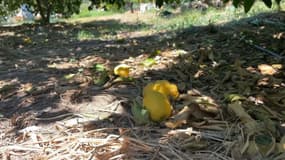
[274,153,285,160]
[20,83,33,92]
[186,89,202,96]
[181,139,208,150]
[198,104,220,114]
[194,70,204,78]
[231,142,244,160]
[228,101,255,123]
[180,94,220,114]
[272,64,283,69]
[277,136,285,153]
[258,64,277,75]
[165,106,194,129]
[191,124,226,131]
[246,140,260,158]
[257,77,270,86]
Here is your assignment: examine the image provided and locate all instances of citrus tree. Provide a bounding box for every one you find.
[227,0,283,12]
[0,0,82,24]
[88,0,125,10]
[0,0,282,24]
[88,0,282,12]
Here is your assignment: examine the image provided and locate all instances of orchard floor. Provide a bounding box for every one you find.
[0,11,284,159]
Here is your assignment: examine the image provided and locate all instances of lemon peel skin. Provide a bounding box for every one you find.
[143,80,179,99]
[143,90,172,122]
[114,64,130,78]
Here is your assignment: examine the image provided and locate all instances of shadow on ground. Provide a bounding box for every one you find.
[0,11,284,133]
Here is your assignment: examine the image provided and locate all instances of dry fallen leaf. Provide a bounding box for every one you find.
[181,139,208,150]
[180,94,220,114]
[228,101,254,123]
[20,83,33,92]
[258,64,277,75]
[277,136,285,153]
[165,106,193,129]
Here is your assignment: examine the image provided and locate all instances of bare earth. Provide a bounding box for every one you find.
[0,11,284,159]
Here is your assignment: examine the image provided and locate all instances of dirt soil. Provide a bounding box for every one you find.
[0,11,284,159]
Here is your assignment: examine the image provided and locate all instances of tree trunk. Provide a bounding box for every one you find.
[35,0,50,24]
[46,4,51,24]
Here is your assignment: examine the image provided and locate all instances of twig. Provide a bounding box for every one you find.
[35,113,81,121]
[47,142,76,159]
[88,148,98,160]
[172,146,193,160]
[239,34,285,59]
[151,147,161,160]
[127,137,157,150]
[5,151,32,156]
[160,144,184,160]
[195,150,232,160]
[0,145,41,152]
[252,44,284,59]
[158,152,171,160]
[262,19,285,28]
[109,154,126,160]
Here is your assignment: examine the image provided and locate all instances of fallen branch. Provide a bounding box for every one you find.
[252,44,284,59]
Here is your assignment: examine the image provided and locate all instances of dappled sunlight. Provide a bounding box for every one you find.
[0,9,284,159]
[47,62,79,70]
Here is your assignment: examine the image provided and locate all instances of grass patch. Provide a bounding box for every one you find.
[67,1,284,40]
[147,1,282,31]
[71,9,116,19]
[70,2,121,20]
[77,30,95,40]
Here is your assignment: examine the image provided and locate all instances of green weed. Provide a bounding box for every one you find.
[77,30,95,40]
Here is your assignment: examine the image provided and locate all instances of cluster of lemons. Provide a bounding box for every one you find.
[113,64,179,122]
[143,80,179,122]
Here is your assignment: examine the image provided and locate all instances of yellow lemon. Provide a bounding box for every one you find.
[143,80,179,99]
[114,64,130,78]
[23,37,32,44]
[143,90,172,122]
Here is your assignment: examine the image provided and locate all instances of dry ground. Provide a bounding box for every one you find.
[0,11,284,159]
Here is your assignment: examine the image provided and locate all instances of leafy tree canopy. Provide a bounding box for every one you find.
[0,0,82,24]
[0,0,282,24]
[225,0,282,12]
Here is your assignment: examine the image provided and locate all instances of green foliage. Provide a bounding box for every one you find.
[0,0,282,25]
[88,0,125,10]
[77,30,95,40]
[70,3,115,19]
[142,58,157,67]
[92,64,106,72]
[131,100,150,125]
[229,0,282,12]
[0,0,82,24]
[156,0,180,8]
[88,0,282,13]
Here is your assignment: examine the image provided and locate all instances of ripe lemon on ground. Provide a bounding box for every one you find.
[143,90,172,122]
[23,37,32,44]
[143,80,179,99]
[113,64,130,78]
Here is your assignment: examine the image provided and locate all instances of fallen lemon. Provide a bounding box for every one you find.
[143,90,172,122]
[114,64,130,78]
[23,37,32,44]
[143,80,179,99]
